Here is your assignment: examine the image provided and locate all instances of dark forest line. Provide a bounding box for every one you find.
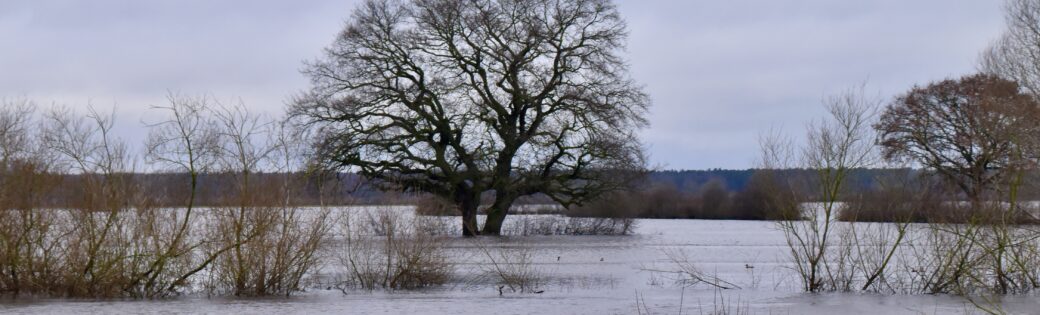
[40,168,1026,207]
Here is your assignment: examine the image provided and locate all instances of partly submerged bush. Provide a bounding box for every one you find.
[503,216,635,236]
[336,208,452,291]
[473,240,547,294]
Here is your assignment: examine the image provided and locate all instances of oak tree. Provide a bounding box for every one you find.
[875,74,1040,204]
[291,0,649,235]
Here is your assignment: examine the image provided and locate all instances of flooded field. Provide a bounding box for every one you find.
[0,209,1037,315]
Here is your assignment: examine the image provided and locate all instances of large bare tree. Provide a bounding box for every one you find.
[291,0,649,235]
[875,74,1040,205]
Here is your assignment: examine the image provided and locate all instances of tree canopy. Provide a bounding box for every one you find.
[290,0,649,235]
[875,74,1040,202]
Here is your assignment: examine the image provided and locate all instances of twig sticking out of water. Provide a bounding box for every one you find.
[641,249,741,290]
[634,290,652,315]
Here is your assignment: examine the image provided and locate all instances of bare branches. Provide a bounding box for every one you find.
[641,249,741,290]
[337,207,452,291]
[875,74,1040,204]
[0,97,335,298]
[766,85,881,292]
[292,0,648,235]
[206,103,334,297]
[145,92,220,175]
[0,98,39,165]
[981,0,1040,96]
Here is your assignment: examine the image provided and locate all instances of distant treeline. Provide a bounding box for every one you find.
[31,172,381,208]
[21,168,906,208]
[34,169,1039,222]
[651,168,901,195]
[33,168,1020,208]
[653,168,1040,199]
[572,168,1040,222]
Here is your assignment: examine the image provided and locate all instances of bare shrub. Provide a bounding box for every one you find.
[766,85,883,293]
[564,217,635,235]
[930,204,1040,295]
[206,102,277,296]
[0,98,338,298]
[131,93,228,298]
[502,215,635,236]
[42,106,141,297]
[473,240,546,294]
[849,222,911,293]
[0,102,160,298]
[895,209,1040,296]
[501,216,564,236]
[205,106,334,297]
[641,249,740,290]
[0,100,65,296]
[905,223,983,294]
[0,101,227,298]
[337,208,452,291]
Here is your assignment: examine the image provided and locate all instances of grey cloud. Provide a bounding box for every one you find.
[0,0,1006,169]
[619,0,1003,168]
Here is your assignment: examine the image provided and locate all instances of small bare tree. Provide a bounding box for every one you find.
[767,85,880,292]
[263,120,334,296]
[209,101,278,296]
[42,106,139,297]
[0,99,63,296]
[131,92,225,297]
[207,103,333,296]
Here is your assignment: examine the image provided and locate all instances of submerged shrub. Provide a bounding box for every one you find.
[337,208,452,291]
[474,242,546,294]
[503,215,635,236]
[205,110,335,297]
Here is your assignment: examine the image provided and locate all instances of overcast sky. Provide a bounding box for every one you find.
[0,1,1005,170]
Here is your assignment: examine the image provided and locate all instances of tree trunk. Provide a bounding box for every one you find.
[482,209,505,236]
[461,209,479,236]
[458,193,480,237]
[482,195,517,236]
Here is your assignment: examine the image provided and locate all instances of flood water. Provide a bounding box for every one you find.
[1,210,1037,314]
